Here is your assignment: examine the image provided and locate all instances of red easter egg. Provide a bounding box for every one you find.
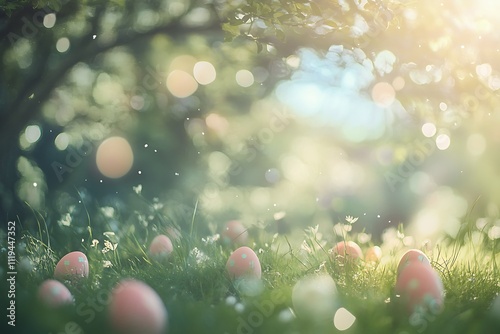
[54,251,89,282]
[395,262,444,315]
[222,220,248,245]
[365,246,382,263]
[109,280,168,334]
[332,241,363,261]
[226,246,261,280]
[397,249,431,276]
[37,279,73,308]
[149,235,173,261]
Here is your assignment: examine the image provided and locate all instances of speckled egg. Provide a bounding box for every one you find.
[395,262,444,315]
[109,279,168,334]
[397,249,431,276]
[226,246,261,280]
[37,279,73,308]
[149,235,173,261]
[54,251,89,282]
[365,246,382,263]
[331,241,363,261]
[222,220,249,245]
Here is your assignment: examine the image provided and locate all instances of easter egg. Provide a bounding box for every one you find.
[292,274,337,322]
[331,241,363,261]
[222,220,248,245]
[149,235,173,261]
[395,262,444,316]
[54,251,89,282]
[365,246,382,263]
[226,246,261,280]
[37,279,73,308]
[397,249,431,276]
[109,279,168,334]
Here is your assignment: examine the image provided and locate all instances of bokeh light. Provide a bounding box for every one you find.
[167,70,198,98]
[333,308,356,331]
[24,125,41,144]
[235,69,254,87]
[467,133,486,156]
[193,61,216,85]
[54,133,70,150]
[421,123,437,137]
[435,133,451,150]
[392,76,405,91]
[371,82,395,107]
[96,136,134,178]
[56,37,70,53]
[43,13,56,28]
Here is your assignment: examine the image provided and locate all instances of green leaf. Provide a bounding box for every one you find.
[222,23,240,42]
[222,22,240,35]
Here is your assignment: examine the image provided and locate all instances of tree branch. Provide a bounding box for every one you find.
[0,19,222,154]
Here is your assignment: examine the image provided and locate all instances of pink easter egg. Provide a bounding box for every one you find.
[37,279,73,308]
[395,262,444,315]
[226,246,261,280]
[331,241,363,261]
[222,220,248,245]
[397,249,431,276]
[365,246,382,263]
[54,251,89,282]
[149,235,173,261]
[109,279,168,334]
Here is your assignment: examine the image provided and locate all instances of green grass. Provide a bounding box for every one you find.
[1,210,499,334]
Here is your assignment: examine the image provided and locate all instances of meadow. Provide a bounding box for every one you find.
[2,203,499,334]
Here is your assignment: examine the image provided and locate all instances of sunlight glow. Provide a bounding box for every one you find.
[275,46,390,142]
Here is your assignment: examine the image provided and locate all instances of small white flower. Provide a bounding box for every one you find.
[58,213,72,227]
[103,240,117,251]
[100,206,115,218]
[133,184,142,195]
[345,216,358,224]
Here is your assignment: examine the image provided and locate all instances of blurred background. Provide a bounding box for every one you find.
[1,0,500,248]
